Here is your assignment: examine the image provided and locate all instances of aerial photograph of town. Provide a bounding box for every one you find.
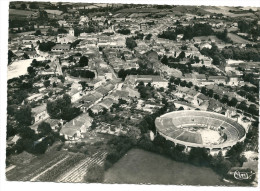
[4,0,260,187]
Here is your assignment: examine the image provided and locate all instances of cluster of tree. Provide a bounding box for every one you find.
[138,100,168,133]
[118,68,159,81]
[244,119,259,152]
[30,59,51,68]
[158,30,177,40]
[238,19,260,41]
[46,27,56,36]
[169,77,193,88]
[237,101,258,116]
[161,55,195,73]
[117,28,131,35]
[104,135,136,170]
[7,76,38,106]
[200,43,226,66]
[8,122,62,156]
[37,10,48,24]
[69,69,95,79]
[57,26,68,34]
[136,81,156,100]
[133,32,144,40]
[29,2,39,9]
[183,23,214,40]
[221,47,260,62]
[215,29,232,43]
[110,99,127,112]
[9,19,30,29]
[242,73,259,88]
[145,33,152,40]
[238,84,258,101]
[38,41,56,52]
[199,86,258,116]
[79,4,135,15]
[126,37,137,50]
[15,105,33,126]
[158,23,214,41]
[46,94,81,121]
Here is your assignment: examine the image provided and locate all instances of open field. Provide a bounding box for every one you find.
[104,148,230,185]
[9,9,35,18]
[227,33,252,44]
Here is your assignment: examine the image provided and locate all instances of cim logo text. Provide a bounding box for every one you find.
[233,170,255,180]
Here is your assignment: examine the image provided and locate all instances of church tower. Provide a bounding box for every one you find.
[69,28,74,36]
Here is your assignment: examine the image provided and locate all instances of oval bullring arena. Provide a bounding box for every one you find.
[155,110,247,151]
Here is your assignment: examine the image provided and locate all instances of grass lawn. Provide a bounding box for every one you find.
[104,148,231,186]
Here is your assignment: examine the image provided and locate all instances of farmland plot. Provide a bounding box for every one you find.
[6,151,68,181]
[57,151,107,183]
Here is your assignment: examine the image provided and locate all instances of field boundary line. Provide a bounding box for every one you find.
[30,155,70,181]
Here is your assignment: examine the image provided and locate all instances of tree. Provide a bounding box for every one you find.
[237,101,247,111]
[57,26,68,34]
[29,2,39,9]
[214,94,220,100]
[84,165,104,183]
[23,53,29,59]
[43,80,51,88]
[35,29,42,36]
[228,98,238,107]
[248,104,258,116]
[38,122,52,136]
[27,66,36,76]
[161,55,168,65]
[208,89,214,98]
[201,87,207,95]
[15,105,33,125]
[145,34,152,40]
[126,37,137,50]
[117,28,130,35]
[221,95,229,104]
[212,55,220,65]
[178,51,186,60]
[47,27,55,36]
[20,3,27,10]
[38,41,56,52]
[78,56,89,67]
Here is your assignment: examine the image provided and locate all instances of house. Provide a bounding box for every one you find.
[110,90,130,101]
[7,135,20,147]
[90,104,104,114]
[44,118,62,131]
[98,98,116,110]
[194,93,209,106]
[207,99,223,112]
[174,101,196,110]
[51,44,71,52]
[125,75,168,88]
[228,74,241,86]
[26,93,44,103]
[32,104,49,124]
[60,113,93,140]
[68,88,82,103]
[208,76,227,85]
